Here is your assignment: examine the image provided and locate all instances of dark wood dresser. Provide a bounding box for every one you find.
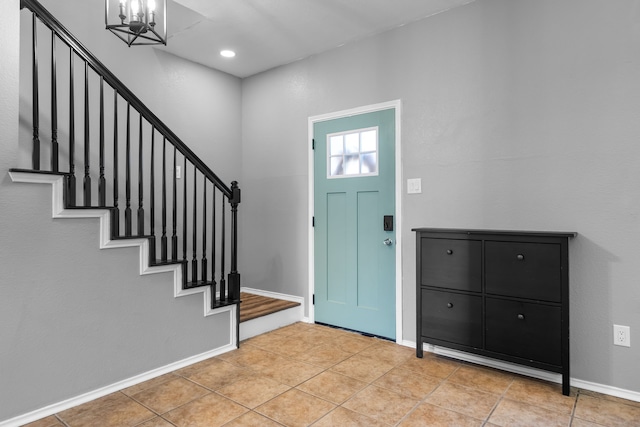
[413,228,576,395]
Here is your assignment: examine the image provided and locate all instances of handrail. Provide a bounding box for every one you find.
[20,0,232,198]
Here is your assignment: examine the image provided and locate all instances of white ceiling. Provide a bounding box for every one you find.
[156,0,475,78]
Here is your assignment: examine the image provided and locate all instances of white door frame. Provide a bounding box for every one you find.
[308,100,403,342]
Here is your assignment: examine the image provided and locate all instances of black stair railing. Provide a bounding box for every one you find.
[17,0,241,310]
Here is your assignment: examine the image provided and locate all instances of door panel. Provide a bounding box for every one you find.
[314,108,395,339]
[327,192,347,303]
[357,191,380,309]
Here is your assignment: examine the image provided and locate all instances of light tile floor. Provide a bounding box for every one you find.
[26,322,640,427]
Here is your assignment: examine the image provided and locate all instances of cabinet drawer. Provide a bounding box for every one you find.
[485,298,561,366]
[485,241,561,302]
[421,289,482,348]
[420,238,482,292]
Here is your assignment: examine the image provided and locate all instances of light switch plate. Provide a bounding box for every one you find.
[407,178,422,194]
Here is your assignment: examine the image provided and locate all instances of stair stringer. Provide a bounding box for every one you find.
[8,170,237,338]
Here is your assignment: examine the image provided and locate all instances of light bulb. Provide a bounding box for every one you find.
[148,0,156,12]
[118,0,127,19]
[131,1,139,15]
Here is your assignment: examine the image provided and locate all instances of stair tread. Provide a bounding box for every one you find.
[66,205,115,210]
[151,259,184,266]
[239,292,300,323]
[9,168,68,176]
[111,235,154,240]
[213,300,240,309]
[185,280,214,289]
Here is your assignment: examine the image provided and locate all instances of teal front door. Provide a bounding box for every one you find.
[313,108,396,339]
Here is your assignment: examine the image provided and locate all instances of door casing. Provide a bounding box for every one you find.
[308,100,402,342]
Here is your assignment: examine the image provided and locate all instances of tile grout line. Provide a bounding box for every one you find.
[570,389,580,425]
[288,339,372,424]
[222,333,338,426]
[295,333,404,425]
[391,361,460,426]
[480,374,516,426]
[54,414,69,427]
[387,352,468,425]
[332,344,411,424]
[126,378,226,423]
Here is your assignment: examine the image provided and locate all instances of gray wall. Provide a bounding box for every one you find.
[241,0,640,392]
[0,0,242,421]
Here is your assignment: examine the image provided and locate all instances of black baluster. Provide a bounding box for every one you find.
[171,146,178,261]
[112,90,119,236]
[161,137,167,261]
[83,61,91,206]
[230,182,241,347]
[67,49,76,206]
[31,13,40,170]
[182,158,188,266]
[220,196,226,301]
[125,103,132,236]
[137,114,144,235]
[192,167,198,283]
[50,32,58,172]
[211,185,217,306]
[98,77,105,207]
[229,181,241,302]
[149,127,156,262]
[201,177,207,283]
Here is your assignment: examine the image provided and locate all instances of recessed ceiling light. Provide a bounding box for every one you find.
[220,50,236,58]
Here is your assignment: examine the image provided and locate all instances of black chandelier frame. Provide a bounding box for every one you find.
[105,0,167,46]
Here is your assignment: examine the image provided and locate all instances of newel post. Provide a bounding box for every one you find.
[228,181,241,302]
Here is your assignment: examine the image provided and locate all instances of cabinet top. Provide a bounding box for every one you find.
[412,228,577,238]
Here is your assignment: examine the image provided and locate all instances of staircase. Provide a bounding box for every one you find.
[12,0,242,340]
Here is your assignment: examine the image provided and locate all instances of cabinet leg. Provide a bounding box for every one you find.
[562,373,570,396]
[416,341,423,358]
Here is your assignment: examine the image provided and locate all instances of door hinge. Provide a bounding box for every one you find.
[312,216,315,227]
[312,138,315,150]
[313,294,315,305]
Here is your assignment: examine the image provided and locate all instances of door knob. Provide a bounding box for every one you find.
[383,238,393,246]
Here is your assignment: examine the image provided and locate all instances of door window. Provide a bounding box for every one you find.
[327,127,378,178]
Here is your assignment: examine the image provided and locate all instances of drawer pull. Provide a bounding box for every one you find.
[447,302,454,308]
[516,254,525,261]
[517,314,525,320]
[446,249,453,255]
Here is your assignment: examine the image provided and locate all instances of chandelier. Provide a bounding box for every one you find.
[105,0,167,46]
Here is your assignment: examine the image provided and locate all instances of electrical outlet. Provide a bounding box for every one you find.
[175,165,181,179]
[613,324,631,347]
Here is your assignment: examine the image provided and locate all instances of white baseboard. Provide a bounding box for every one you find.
[401,340,640,403]
[0,342,237,427]
[239,288,304,340]
[570,378,640,403]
